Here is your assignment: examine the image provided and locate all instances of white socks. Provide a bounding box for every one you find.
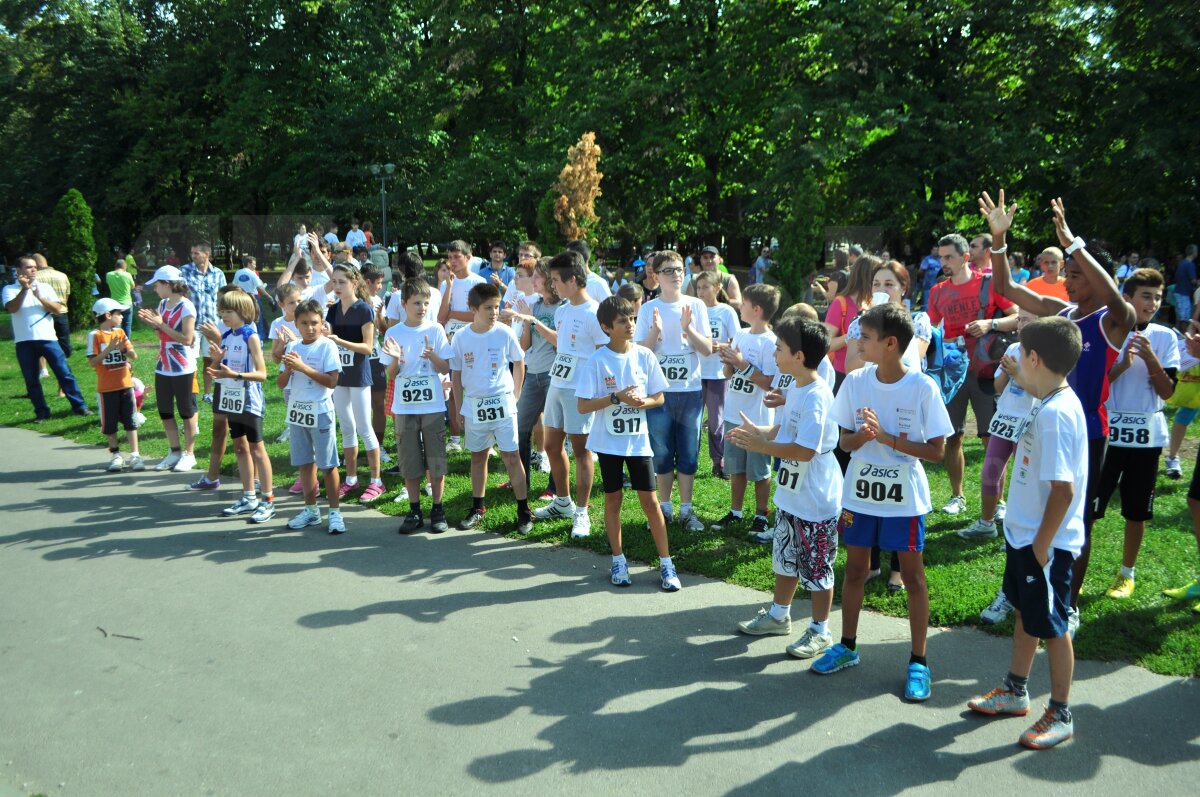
[810,619,829,636]
[768,602,790,622]
[1121,565,1135,580]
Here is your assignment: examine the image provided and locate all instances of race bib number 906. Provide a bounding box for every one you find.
[217,384,246,415]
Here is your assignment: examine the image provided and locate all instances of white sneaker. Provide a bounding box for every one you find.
[128,454,145,472]
[1067,606,1080,639]
[1166,456,1183,479]
[980,590,1015,625]
[570,507,591,538]
[680,510,704,533]
[660,561,682,592]
[107,453,125,472]
[393,487,410,503]
[424,481,432,496]
[611,560,631,587]
[536,451,551,473]
[133,411,146,428]
[223,496,260,516]
[446,438,463,454]
[287,506,322,529]
[380,450,394,465]
[957,518,998,540]
[276,426,291,444]
[39,368,49,379]
[534,498,576,520]
[249,501,277,524]
[156,451,182,471]
[994,500,1007,522]
[172,453,197,472]
[327,510,346,535]
[941,495,967,515]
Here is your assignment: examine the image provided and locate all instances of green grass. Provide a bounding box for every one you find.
[2,318,1198,677]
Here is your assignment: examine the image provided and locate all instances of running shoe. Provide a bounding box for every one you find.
[536,451,551,472]
[710,511,743,532]
[249,501,276,524]
[967,687,1030,716]
[106,453,125,472]
[537,490,556,503]
[223,496,260,516]
[393,487,409,503]
[570,507,591,538]
[202,394,213,404]
[980,590,1015,625]
[446,438,463,454]
[1106,574,1135,599]
[383,463,402,476]
[359,482,385,503]
[941,495,967,515]
[327,510,346,535]
[1066,606,1080,639]
[737,609,791,636]
[288,477,304,495]
[287,506,321,529]
[1162,579,1200,601]
[188,476,221,491]
[660,561,681,592]
[680,510,705,533]
[516,513,534,536]
[128,454,145,472]
[338,480,360,499]
[172,453,197,472]
[156,451,182,471]
[811,643,860,675]
[957,518,998,540]
[1165,456,1182,479]
[534,498,576,520]
[749,514,772,545]
[398,511,424,534]
[1019,707,1073,750]
[786,628,833,659]
[459,508,487,530]
[995,500,1007,522]
[611,560,631,587]
[904,662,932,702]
[429,507,448,534]
[498,481,512,489]
[276,426,291,444]
[380,450,394,465]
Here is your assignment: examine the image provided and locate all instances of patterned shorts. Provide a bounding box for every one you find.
[772,510,839,592]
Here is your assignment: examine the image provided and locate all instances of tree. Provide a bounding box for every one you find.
[46,189,98,329]
[553,132,603,247]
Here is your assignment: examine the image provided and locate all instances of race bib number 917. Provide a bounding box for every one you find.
[608,405,645,436]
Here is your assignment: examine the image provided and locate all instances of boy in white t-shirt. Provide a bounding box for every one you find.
[729,317,842,658]
[576,296,680,591]
[533,251,610,537]
[817,304,953,703]
[438,240,486,452]
[279,299,346,534]
[380,280,453,534]
[450,282,532,534]
[967,316,1087,751]
[1094,268,1179,599]
[712,284,782,537]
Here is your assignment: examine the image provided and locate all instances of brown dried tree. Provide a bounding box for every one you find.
[553,132,603,244]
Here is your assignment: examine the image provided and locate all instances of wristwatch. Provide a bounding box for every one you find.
[1064,236,1086,256]
[609,393,620,405]
[990,319,998,332]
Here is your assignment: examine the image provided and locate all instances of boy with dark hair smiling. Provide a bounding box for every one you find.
[967,316,1086,751]
[817,303,952,702]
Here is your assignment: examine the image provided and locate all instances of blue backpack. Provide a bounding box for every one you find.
[925,323,968,403]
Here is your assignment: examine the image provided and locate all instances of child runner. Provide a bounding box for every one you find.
[1163,330,1200,612]
[693,270,739,481]
[512,259,562,500]
[634,250,713,532]
[88,298,142,471]
[711,284,781,537]
[1163,337,1200,479]
[816,303,952,702]
[280,299,345,533]
[327,264,385,503]
[438,241,487,453]
[193,285,250,491]
[576,296,680,590]
[730,318,841,658]
[1093,268,1178,598]
[380,280,452,534]
[966,316,1086,751]
[206,289,275,524]
[533,250,609,537]
[361,263,392,463]
[449,282,532,534]
[137,266,198,472]
[269,283,302,451]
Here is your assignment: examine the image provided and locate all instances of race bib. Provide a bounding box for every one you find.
[710,322,721,341]
[102,349,127,367]
[446,319,468,340]
[987,410,1031,443]
[1108,411,1160,448]
[775,459,809,496]
[338,347,355,368]
[217,384,246,415]
[398,374,437,407]
[468,394,515,428]
[608,404,646,436]
[369,339,381,360]
[775,373,794,391]
[286,397,318,428]
[850,459,911,507]
[659,353,693,384]
[551,351,579,382]
[730,365,756,395]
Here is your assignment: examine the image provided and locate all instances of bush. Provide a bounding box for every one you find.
[45,189,97,329]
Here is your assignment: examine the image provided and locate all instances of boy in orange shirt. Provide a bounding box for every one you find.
[87,298,143,471]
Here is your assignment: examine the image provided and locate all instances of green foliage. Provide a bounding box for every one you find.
[46,189,97,328]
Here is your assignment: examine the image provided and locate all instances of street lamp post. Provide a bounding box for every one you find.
[369,162,396,253]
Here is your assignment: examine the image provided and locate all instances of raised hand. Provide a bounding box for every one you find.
[381,336,403,361]
[679,303,693,331]
[515,298,532,316]
[1186,331,1200,360]
[277,325,296,343]
[978,190,1017,237]
[859,407,881,439]
[489,272,504,289]
[1049,197,1075,247]
[199,321,222,344]
[999,354,1019,379]
[650,307,663,335]
[420,335,436,361]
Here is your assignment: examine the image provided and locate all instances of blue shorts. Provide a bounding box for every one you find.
[648,390,703,475]
[1002,543,1074,639]
[289,411,340,471]
[838,508,925,553]
[1175,407,1199,427]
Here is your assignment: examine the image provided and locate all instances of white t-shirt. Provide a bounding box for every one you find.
[773,358,836,393]
[774,379,843,521]
[284,336,341,414]
[700,303,740,380]
[586,272,612,299]
[1005,388,1089,554]
[449,323,525,398]
[268,317,299,372]
[995,342,1036,419]
[725,328,779,426]
[2,281,59,342]
[832,365,954,517]
[846,311,932,373]
[379,320,452,415]
[550,299,610,389]
[439,273,486,338]
[1106,322,1180,447]
[309,267,331,289]
[232,268,264,295]
[634,295,711,392]
[579,345,669,457]
[385,285,443,326]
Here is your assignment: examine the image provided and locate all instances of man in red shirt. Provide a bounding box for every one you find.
[927,233,1018,515]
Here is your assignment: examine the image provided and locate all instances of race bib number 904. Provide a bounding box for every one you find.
[852,461,909,506]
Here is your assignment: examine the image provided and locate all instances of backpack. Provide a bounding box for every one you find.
[972,275,1019,379]
[925,322,968,403]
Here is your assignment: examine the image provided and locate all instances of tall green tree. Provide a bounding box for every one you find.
[46,189,98,328]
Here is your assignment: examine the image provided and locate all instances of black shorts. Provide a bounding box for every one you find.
[1084,436,1106,526]
[1094,446,1160,522]
[370,359,387,393]
[947,373,997,437]
[1002,543,1074,639]
[229,414,264,443]
[597,453,656,494]
[99,389,136,435]
[1189,444,1200,502]
[155,373,198,420]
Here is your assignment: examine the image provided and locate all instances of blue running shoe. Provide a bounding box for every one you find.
[811,643,860,675]
[905,662,932,702]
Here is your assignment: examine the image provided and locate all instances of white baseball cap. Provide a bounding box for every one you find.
[92,298,129,315]
[145,265,184,284]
